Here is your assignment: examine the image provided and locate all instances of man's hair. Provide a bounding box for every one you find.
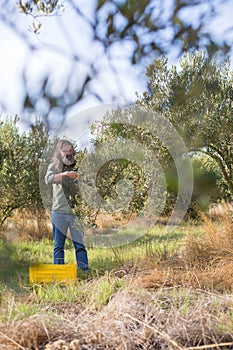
[53,139,75,172]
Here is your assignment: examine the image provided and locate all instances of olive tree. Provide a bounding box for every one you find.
[0,116,49,224]
[86,51,232,221]
[139,51,233,197]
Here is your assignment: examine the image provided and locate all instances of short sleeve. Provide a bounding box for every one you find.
[44,163,56,185]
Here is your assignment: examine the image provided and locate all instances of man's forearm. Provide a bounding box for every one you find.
[53,171,78,183]
[53,172,70,183]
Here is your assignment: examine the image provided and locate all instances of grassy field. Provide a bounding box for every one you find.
[0,215,233,349]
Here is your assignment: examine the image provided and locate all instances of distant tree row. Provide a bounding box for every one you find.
[0,51,232,230]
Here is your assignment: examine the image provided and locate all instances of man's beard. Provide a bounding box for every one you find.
[62,155,75,166]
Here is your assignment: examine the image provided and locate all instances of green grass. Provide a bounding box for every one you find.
[0,222,211,314]
[0,224,185,308]
[0,224,184,327]
[1,220,233,349]
[87,224,186,271]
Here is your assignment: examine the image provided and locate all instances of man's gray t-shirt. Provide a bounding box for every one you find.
[45,163,78,213]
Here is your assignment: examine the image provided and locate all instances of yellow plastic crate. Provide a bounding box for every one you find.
[29,263,77,284]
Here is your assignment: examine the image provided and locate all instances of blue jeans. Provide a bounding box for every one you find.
[52,211,88,270]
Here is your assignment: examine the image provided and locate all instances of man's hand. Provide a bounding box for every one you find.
[65,171,79,180]
[53,171,79,183]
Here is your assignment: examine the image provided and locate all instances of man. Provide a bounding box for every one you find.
[45,139,89,271]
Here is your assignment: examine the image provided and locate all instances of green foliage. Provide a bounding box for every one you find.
[95,159,147,214]
[0,116,49,224]
[165,154,224,217]
[139,51,233,199]
[87,51,233,218]
[89,109,173,221]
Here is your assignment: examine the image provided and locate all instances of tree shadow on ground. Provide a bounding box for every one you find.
[0,242,30,292]
[139,230,185,244]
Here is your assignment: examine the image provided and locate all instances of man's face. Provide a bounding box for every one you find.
[61,144,75,166]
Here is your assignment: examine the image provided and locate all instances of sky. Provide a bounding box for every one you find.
[0,0,233,132]
[0,1,146,118]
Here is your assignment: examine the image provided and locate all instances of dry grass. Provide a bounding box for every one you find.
[2,209,52,241]
[179,211,233,292]
[95,211,137,229]
[135,260,233,292]
[0,285,233,349]
[0,314,77,350]
[208,202,233,220]
[182,212,233,266]
[1,210,136,240]
[136,211,233,292]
